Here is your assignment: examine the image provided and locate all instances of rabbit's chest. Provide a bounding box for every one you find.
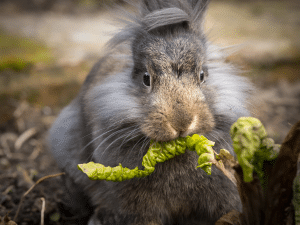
[119,152,213,212]
[90,149,239,224]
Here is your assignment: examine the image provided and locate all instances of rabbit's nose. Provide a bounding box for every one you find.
[179,131,187,137]
[177,115,198,138]
[179,130,191,138]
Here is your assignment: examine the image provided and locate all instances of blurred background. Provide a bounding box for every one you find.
[0,0,299,224]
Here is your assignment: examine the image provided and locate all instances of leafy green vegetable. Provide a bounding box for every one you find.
[78,117,279,184]
[78,135,215,182]
[230,117,279,183]
[186,134,215,175]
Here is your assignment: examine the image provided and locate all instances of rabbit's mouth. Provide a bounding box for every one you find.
[165,115,199,139]
[142,115,204,142]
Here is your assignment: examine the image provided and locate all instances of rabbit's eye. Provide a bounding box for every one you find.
[143,72,151,87]
[199,70,205,83]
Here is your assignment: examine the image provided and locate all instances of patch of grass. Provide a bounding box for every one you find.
[0,59,33,72]
[0,30,91,108]
[0,29,53,72]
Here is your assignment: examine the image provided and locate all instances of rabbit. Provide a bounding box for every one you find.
[48,0,253,224]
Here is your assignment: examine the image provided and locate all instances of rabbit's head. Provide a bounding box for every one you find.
[131,27,214,141]
[122,1,212,141]
[88,0,251,147]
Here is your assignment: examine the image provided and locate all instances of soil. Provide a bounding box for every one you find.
[0,102,69,224]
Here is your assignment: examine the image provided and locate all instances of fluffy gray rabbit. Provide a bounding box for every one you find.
[49,0,253,224]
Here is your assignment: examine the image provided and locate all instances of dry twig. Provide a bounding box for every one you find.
[13,172,65,222]
[212,158,237,186]
[14,127,38,151]
[212,149,238,186]
[2,185,14,195]
[40,197,45,225]
[0,133,18,158]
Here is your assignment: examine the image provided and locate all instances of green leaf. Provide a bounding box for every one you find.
[230,117,279,184]
[78,117,279,183]
[78,134,215,181]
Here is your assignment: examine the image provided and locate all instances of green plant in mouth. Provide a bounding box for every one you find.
[78,117,279,184]
[78,134,215,182]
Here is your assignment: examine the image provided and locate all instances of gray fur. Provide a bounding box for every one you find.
[143,8,189,31]
[207,45,251,122]
[86,70,141,124]
[49,0,253,224]
[107,0,209,49]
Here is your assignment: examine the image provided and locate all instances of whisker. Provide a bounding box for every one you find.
[218,135,232,150]
[139,137,150,161]
[80,126,124,154]
[84,126,136,162]
[98,132,133,161]
[116,131,142,164]
[131,136,146,153]
[208,130,232,151]
[118,126,140,151]
[94,125,138,153]
[79,119,125,140]
[206,132,218,141]
[119,131,142,155]
[124,135,145,163]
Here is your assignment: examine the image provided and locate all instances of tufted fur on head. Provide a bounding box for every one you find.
[107,0,210,48]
